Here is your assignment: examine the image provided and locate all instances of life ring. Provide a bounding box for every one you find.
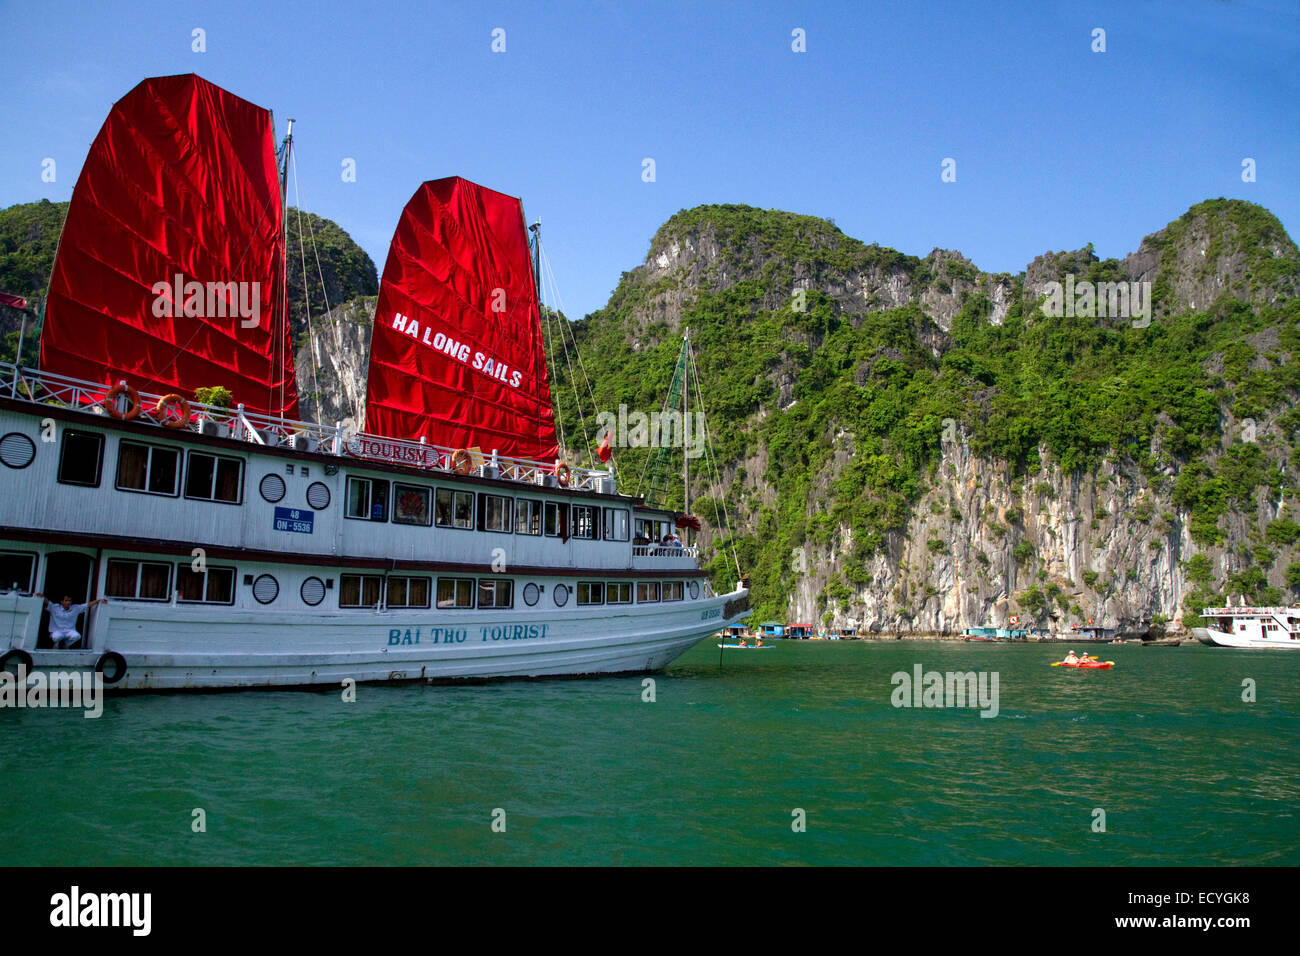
[451,449,473,475]
[0,648,33,676]
[95,651,128,685]
[154,393,191,428]
[103,382,141,421]
[554,461,570,488]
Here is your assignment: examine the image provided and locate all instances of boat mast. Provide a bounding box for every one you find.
[683,326,690,542]
[277,118,295,423]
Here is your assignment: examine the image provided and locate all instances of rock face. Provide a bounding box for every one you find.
[295,296,375,433]
[298,199,1300,634]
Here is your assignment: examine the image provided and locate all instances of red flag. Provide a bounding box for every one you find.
[0,292,28,310]
[597,433,612,463]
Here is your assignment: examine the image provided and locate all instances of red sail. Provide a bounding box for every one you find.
[364,177,558,461]
[41,74,298,418]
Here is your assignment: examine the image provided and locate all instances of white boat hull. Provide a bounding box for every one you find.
[1191,626,1300,649]
[6,588,751,690]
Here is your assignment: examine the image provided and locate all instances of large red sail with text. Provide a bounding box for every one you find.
[41,74,298,417]
[364,177,558,460]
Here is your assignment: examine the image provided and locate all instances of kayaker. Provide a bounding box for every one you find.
[1063,650,1079,664]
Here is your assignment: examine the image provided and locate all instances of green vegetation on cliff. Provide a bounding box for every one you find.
[551,200,1300,621]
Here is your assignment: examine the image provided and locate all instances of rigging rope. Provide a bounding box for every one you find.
[687,339,743,581]
[289,149,323,422]
[538,239,598,467]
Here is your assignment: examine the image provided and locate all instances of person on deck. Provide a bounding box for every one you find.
[669,533,683,552]
[36,593,107,649]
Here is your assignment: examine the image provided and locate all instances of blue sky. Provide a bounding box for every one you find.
[2,0,1297,319]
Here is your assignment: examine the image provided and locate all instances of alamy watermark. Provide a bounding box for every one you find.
[0,667,104,718]
[891,664,999,718]
[1040,274,1151,328]
[151,273,261,328]
[595,404,705,459]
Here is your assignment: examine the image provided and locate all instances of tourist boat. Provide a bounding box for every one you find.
[1192,605,1300,649]
[1041,623,1116,643]
[0,74,751,690]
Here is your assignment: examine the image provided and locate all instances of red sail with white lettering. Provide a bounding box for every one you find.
[41,74,298,417]
[364,177,558,461]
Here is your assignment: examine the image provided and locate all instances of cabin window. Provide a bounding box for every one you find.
[116,441,180,496]
[544,502,560,537]
[607,582,632,604]
[106,559,171,601]
[604,508,630,542]
[515,499,544,535]
[393,484,432,526]
[437,577,474,609]
[345,477,389,521]
[663,581,684,602]
[577,582,604,605]
[571,505,597,540]
[387,575,431,609]
[0,551,37,594]
[636,581,661,604]
[478,579,513,609]
[477,494,513,533]
[58,430,104,487]
[176,564,236,605]
[435,489,474,529]
[339,573,383,608]
[184,451,243,504]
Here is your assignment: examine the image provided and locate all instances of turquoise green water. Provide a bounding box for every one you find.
[3,641,1297,865]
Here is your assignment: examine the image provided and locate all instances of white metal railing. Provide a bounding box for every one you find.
[0,362,610,492]
[633,545,700,558]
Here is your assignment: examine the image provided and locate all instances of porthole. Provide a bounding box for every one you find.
[252,574,279,604]
[688,581,700,600]
[523,582,541,607]
[553,584,570,608]
[259,473,286,503]
[300,576,326,606]
[0,433,36,469]
[306,481,331,510]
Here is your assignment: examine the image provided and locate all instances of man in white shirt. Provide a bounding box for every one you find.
[36,593,108,648]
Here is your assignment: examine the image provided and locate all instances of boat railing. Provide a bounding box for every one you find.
[0,362,612,493]
[632,544,700,558]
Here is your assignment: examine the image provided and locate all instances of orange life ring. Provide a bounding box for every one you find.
[555,461,570,488]
[154,393,191,428]
[451,449,473,475]
[104,382,141,421]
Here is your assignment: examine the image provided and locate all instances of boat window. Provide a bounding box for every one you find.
[176,564,236,604]
[603,508,630,542]
[116,441,180,496]
[437,577,475,609]
[345,477,389,521]
[571,504,597,540]
[544,502,560,536]
[184,451,243,504]
[435,489,474,529]
[478,579,513,609]
[516,499,543,535]
[0,551,37,594]
[106,558,172,601]
[58,430,104,487]
[477,494,513,533]
[393,484,432,526]
[663,581,684,602]
[606,582,632,604]
[387,575,431,609]
[340,573,383,608]
[636,581,661,603]
[577,581,604,605]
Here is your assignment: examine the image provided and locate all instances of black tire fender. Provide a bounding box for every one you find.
[95,651,127,685]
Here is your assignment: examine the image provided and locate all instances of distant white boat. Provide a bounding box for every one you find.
[1193,606,1300,649]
